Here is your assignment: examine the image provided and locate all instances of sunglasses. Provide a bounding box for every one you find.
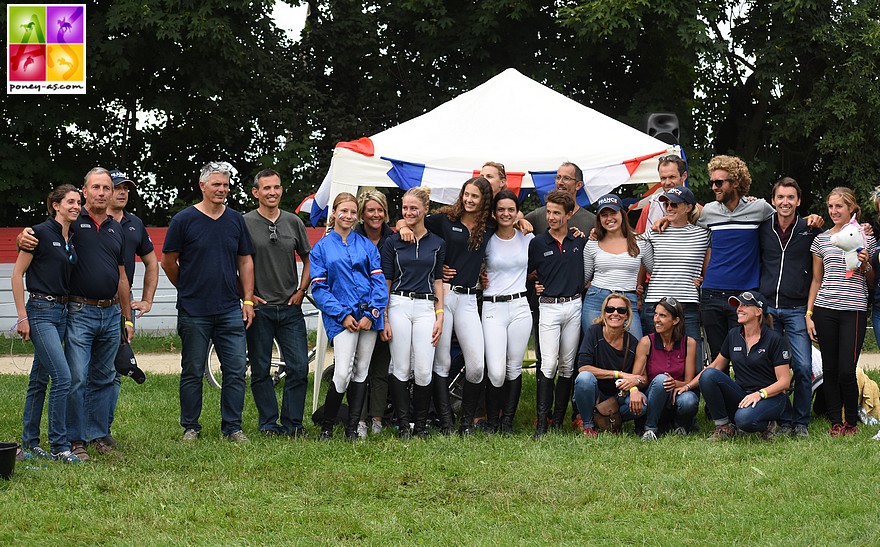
[65,240,77,265]
[604,306,628,315]
[710,178,733,188]
[739,291,764,307]
[658,155,681,162]
[268,224,278,243]
[658,296,680,317]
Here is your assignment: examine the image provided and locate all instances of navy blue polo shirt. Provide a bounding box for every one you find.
[381,232,445,294]
[425,214,491,288]
[69,209,126,300]
[527,230,586,298]
[355,222,394,249]
[23,218,73,296]
[163,205,255,316]
[720,325,791,392]
[119,211,154,286]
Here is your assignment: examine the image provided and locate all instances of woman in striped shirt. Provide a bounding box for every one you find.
[806,187,876,436]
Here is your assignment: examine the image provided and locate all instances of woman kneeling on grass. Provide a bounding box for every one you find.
[631,297,698,441]
[311,192,388,441]
[573,294,645,437]
[697,291,791,440]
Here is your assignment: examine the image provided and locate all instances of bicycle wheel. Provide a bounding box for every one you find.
[270,338,285,385]
[205,342,221,389]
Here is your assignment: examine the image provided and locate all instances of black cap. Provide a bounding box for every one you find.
[115,341,146,384]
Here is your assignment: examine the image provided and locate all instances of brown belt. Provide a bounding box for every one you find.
[68,295,119,308]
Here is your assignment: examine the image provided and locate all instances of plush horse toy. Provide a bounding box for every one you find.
[829,214,866,278]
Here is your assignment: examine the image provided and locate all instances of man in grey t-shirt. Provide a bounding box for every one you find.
[244,169,311,437]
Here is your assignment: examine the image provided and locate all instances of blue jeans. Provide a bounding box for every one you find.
[573,371,641,429]
[246,304,309,434]
[769,306,811,427]
[872,305,880,355]
[65,301,121,443]
[642,301,704,369]
[178,309,247,435]
[643,374,699,432]
[699,367,786,432]
[581,286,641,339]
[21,299,72,453]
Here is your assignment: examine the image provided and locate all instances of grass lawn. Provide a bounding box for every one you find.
[1,372,879,544]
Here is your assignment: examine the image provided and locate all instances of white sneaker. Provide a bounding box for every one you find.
[357,421,368,440]
[672,426,688,436]
[641,430,658,441]
[872,429,880,441]
[371,420,383,435]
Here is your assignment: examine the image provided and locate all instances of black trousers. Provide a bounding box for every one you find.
[813,306,866,426]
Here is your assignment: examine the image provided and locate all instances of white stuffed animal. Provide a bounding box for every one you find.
[829,214,866,278]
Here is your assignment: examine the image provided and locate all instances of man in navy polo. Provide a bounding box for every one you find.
[527,189,586,439]
[161,161,255,443]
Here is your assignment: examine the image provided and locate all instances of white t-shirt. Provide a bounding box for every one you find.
[484,230,534,296]
[583,238,652,292]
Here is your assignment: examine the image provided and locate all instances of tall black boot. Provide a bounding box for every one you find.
[411,383,432,439]
[320,384,345,440]
[432,372,455,435]
[344,381,368,441]
[458,380,482,436]
[552,375,573,428]
[500,375,522,435]
[534,372,553,439]
[484,381,503,434]
[389,376,411,439]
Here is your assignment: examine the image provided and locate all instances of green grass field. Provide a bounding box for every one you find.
[1,372,879,544]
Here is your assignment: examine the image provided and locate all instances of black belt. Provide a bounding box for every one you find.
[539,295,581,304]
[450,285,480,295]
[483,291,528,303]
[391,291,436,301]
[68,295,119,308]
[30,292,68,304]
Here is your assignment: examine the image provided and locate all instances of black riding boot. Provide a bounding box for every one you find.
[320,384,345,440]
[411,383,432,439]
[534,372,553,439]
[484,381,503,434]
[344,381,368,440]
[432,372,455,435]
[500,375,522,435]
[552,375,573,428]
[389,376,411,439]
[458,380,482,436]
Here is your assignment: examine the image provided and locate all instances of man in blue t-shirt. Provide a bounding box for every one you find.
[161,161,255,443]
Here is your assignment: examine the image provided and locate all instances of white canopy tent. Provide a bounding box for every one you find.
[310,68,674,411]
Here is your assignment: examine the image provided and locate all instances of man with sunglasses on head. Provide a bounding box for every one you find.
[242,169,311,438]
[161,161,255,443]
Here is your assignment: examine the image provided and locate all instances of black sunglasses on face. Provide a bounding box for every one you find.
[710,178,733,188]
[604,306,628,315]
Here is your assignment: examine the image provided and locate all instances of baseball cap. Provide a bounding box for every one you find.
[110,169,136,191]
[658,186,695,205]
[594,194,624,212]
[115,340,146,384]
[728,291,768,314]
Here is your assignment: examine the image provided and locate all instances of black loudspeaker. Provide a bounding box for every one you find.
[644,112,680,145]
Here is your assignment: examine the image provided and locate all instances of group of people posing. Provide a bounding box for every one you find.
[13,154,877,460]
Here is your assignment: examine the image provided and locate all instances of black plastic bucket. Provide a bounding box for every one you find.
[0,442,19,480]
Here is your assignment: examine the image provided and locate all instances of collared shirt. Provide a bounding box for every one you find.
[23,218,73,296]
[354,222,394,250]
[645,333,687,383]
[720,325,790,392]
[163,205,254,316]
[118,211,155,286]
[527,230,586,298]
[244,209,310,306]
[381,232,445,294]
[425,213,492,288]
[759,214,821,308]
[69,208,125,300]
[525,206,596,236]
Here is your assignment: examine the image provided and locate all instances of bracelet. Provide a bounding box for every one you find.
[243,300,254,306]
[14,317,28,326]
[806,310,813,316]
[759,388,768,399]
[614,371,620,379]
[435,309,444,315]
[124,320,134,327]
[629,386,638,393]
[684,384,690,391]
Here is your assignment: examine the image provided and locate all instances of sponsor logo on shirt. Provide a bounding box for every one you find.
[543,250,554,257]
[733,346,743,351]
[128,226,136,231]
[782,350,790,359]
[52,241,61,247]
[452,226,463,233]
[80,223,91,228]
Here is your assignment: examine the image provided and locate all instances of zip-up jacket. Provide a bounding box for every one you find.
[758,214,821,308]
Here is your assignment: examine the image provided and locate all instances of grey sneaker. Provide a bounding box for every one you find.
[672,426,688,436]
[31,446,54,460]
[182,429,199,441]
[641,430,658,441]
[357,421,368,440]
[53,450,83,464]
[371,419,383,435]
[777,424,794,436]
[226,430,249,443]
[793,425,809,438]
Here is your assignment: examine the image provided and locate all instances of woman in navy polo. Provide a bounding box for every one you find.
[311,192,388,441]
[697,291,791,440]
[382,187,446,439]
[12,184,82,463]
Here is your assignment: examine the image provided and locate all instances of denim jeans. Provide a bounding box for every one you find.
[699,367,786,432]
[65,301,121,443]
[581,286,641,339]
[768,306,811,427]
[573,370,642,429]
[642,301,704,369]
[643,374,699,432]
[178,309,247,435]
[873,304,880,351]
[21,299,72,453]
[246,304,309,434]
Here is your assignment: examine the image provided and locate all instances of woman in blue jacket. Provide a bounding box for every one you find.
[311,192,388,440]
